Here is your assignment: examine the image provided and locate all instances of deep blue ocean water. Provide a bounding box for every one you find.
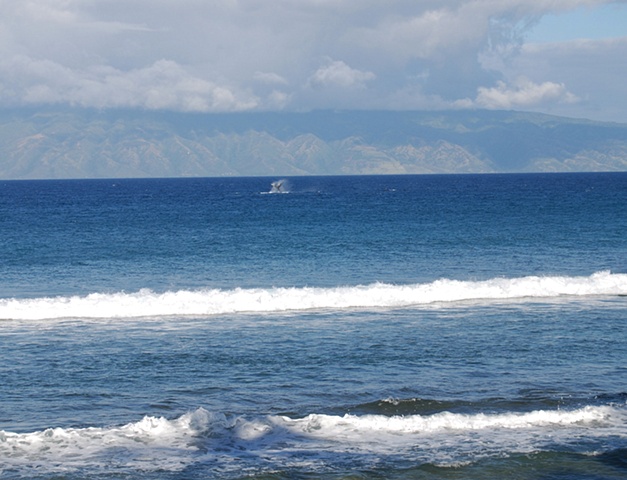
[1,173,626,479]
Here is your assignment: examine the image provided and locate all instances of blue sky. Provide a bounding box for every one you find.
[1,1,626,122]
[528,3,627,42]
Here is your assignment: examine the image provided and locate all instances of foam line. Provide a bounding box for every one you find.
[276,405,615,437]
[1,271,625,320]
[1,405,622,470]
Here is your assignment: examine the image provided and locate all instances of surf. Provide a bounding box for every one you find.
[1,403,624,474]
[1,271,625,321]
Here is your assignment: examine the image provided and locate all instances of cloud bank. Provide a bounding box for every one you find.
[473,78,578,109]
[0,0,625,121]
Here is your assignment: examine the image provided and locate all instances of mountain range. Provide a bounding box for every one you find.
[1,108,626,179]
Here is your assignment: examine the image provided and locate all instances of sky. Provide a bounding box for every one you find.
[1,0,627,122]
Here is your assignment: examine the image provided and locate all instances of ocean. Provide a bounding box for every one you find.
[0,172,626,479]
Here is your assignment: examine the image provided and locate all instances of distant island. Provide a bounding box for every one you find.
[1,108,626,179]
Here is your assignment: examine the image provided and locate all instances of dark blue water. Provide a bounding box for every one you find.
[1,173,626,479]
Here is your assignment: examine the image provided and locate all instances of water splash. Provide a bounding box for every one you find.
[269,179,290,193]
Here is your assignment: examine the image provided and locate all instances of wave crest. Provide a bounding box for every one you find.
[1,404,624,473]
[1,271,625,320]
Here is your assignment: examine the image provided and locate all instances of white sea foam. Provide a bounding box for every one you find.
[1,405,624,473]
[276,405,615,439]
[0,408,218,472]
[1,271,625,320]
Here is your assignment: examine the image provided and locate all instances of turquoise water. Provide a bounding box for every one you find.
[1,173,626,479]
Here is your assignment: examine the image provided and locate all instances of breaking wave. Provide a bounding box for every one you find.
[1,271,625,321]
[1,404,625,474]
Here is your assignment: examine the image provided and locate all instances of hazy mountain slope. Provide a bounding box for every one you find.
[0,109,626,179]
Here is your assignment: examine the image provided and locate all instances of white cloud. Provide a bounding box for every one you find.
[253,71,289,86]
[473,77,579,109]
[0,56,258,112]
[308,60,375,88]
[485,35,627,120]
[0,0,625,120]
[264,90,291,109]
[343,7,486,65]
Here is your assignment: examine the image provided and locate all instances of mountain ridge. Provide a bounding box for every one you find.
[1,108,626,179]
